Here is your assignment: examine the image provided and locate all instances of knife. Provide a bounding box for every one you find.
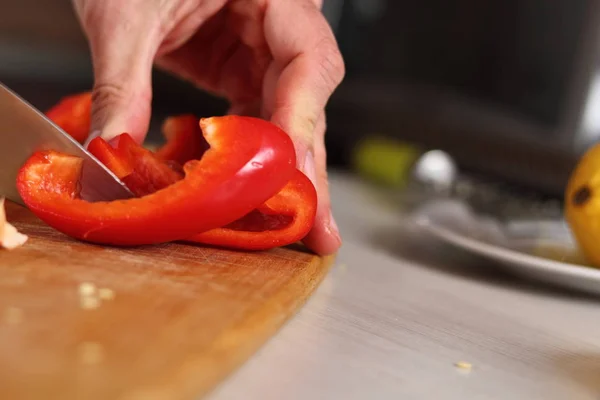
[0,82,133,205]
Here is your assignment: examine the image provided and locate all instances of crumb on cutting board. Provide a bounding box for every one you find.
[454,361,473,372]
[80,295,101,310]
[98,287,115,301]
[79,282,97,297]
[0,198,28,250]
[3,306,23,325]
[77,342,104,365]
[78,282,115,309]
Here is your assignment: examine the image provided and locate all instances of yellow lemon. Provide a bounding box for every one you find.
[565,143,600,267]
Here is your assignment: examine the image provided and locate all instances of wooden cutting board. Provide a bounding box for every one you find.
[0,201,335,400]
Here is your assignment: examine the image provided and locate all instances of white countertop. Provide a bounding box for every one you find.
[208,171,600,400]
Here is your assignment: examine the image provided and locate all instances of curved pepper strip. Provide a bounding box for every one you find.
[187,169,317,250]
[155,114,209,165]
[86,135,135,179]
[148,118,317,249]
[89,130,317,251]
[88,133,183,197]
[45,92,92,144]
[17,116,297,246]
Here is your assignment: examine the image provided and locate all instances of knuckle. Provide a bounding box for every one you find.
[316,113,327,136]
[291,118,317,147]
[275,107,317,146]
[314,37,346,91]
[91,83,129,112]
[302,114,319,136]
[295,113,319,145]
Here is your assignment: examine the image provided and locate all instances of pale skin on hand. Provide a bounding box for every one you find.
[72,0,345,255]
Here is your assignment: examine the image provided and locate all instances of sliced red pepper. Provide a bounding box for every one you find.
[155,114,209,165]
[88,133,183,197]
[87,135,134,179]
[88,128,317,250]
[37,92,318,250]
[17,116,297,246]
[45,92,92,144]
[187,169,317,250]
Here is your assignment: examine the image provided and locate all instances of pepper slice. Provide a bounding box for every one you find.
[17,116,297,246]
[88,133,183,197]
[41,91,317,250]
[86,135,134,179]
[45,92,92,144]
[187,169,317,250]
[89,129,317,251]
[155,114,209,165]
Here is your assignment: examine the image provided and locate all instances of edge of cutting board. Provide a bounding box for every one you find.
[146,250,336,400]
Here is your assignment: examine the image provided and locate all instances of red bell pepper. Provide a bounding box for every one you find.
[31,91,317,250]
[89,132,317,250]
[17,116,297,246]
[187,169,316,250]
[88,133,183,197]
[86,135,135,179]
[155,114,209,165]
[45,92,92,144]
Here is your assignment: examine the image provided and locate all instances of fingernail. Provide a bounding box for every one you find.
[83,130,101,148]
[303,151,317,186]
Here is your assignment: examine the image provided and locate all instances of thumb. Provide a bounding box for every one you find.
[76,1,160,145]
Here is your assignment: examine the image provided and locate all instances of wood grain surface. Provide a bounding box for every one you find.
[0,201,334,400]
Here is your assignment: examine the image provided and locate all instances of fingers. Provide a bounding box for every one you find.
[263,0,345,254]
[264,0,345,156]
[155,5,269,104]
[73,0,160,144]
[301,113,342,255]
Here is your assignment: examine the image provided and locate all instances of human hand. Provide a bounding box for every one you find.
[72,0,345,255]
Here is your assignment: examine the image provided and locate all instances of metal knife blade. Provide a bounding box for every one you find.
[0,82,133,205]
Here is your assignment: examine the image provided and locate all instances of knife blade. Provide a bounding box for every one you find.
[0,82,133,205]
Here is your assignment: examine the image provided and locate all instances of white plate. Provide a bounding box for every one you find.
[412,199,600,295]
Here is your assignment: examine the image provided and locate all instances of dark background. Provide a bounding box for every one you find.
[1,0,597,196]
